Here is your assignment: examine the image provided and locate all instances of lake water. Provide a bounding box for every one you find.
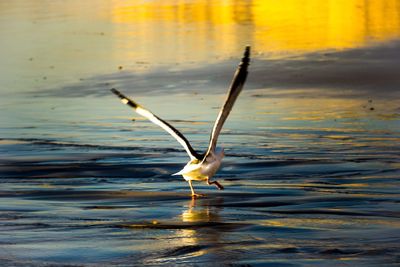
[1,1,400,266]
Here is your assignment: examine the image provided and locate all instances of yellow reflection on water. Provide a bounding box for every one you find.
[2,0,400,92]
[263,217,400,230]
[111,0,400,59]
[253,0,400,52]
[246,90,400,123]
[176,198,222,253]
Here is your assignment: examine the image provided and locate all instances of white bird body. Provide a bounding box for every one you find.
[111,46,250,197]
[174,149,224,181]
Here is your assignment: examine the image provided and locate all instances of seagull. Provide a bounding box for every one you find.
[111,46,250,197]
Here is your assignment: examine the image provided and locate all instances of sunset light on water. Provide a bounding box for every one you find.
[1,1,400,266]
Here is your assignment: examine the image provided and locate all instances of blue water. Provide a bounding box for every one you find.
[1,64,400,266]
[1,1,400,265]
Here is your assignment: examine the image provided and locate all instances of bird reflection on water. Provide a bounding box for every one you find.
[157,197,235,263]
[178,198,223,252]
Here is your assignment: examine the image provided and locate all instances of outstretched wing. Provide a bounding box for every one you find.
[111,88,201,160]
[204,46,250,158]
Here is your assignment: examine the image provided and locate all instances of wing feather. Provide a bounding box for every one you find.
[111,88,201,160]
[204,46,251,158]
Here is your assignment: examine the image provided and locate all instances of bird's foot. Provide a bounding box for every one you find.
[214,181,224,190]
[207,180,224,190]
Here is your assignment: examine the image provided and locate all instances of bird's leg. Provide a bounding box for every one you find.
[188,180,203,198]
[188,180,195,196]
[207,180,224,190]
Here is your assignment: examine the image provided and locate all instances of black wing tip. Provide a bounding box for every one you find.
[244,46,251,56]
[242,46,251,66]
[110,88,127,100]
[110,88,138,109]
[110,88,122,97]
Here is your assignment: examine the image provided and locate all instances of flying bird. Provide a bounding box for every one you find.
[111,46,250,197]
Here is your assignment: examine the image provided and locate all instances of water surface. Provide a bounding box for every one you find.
[1,1,400,266]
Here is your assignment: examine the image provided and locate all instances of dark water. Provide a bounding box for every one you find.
[1,82,400,266]
[1,1,400,266]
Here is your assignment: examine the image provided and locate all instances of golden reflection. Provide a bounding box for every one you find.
[263,217,400,229]
[111,0,400,61]
[247,91,400,123]
[253,0,400,52]
[0,139,29,145]
[181,198,221,223]
[176,198,223,249]
[3,0,400,92]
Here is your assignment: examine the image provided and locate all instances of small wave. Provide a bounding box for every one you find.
[0,189,190,202]
[319,248,362,255]
[0,137,185,154]
[0,137,138,151]
[118,221,248,230]
[266,209,377,217]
